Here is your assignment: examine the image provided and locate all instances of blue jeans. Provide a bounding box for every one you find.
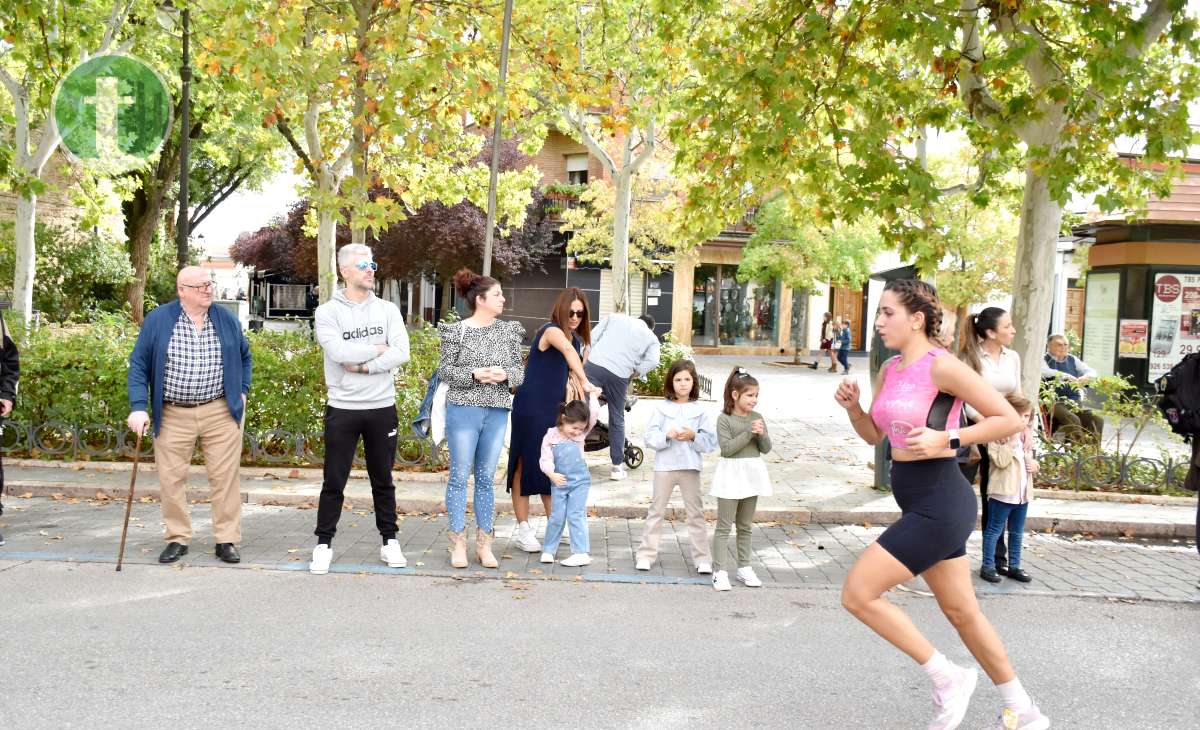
[584,362,628,466]
[982,498,1027,570]
[837,347,849,371]
[544,441,591,555]
[444,404,508,533]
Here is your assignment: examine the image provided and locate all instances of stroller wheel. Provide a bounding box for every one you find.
[624,445,644,469]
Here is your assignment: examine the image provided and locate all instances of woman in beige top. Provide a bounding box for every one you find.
[957,306,1021,574]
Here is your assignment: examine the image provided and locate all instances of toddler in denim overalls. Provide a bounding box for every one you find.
[538,391,600,567]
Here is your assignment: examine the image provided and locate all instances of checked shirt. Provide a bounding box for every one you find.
[162,309,224,404]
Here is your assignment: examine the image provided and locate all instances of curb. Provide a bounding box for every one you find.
[5,481,1194,539]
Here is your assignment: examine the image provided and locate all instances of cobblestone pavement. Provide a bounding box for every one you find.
[3,497,1195,602]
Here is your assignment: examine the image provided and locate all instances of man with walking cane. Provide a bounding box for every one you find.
[126,267,252,564]
[308,244,410,575]
[0,311,19,548]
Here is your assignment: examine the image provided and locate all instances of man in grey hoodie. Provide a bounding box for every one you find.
[309,244,411,575]
[583,312,660,480]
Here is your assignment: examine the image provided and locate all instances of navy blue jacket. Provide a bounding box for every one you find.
[127,300,252,435]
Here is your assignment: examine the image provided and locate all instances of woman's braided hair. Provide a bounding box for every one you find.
[884,279,942,340]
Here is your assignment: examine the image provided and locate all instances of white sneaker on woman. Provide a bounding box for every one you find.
[380,539,406,568]
[516,521,541,553]
[309,544,332,575]
[560,553,592,567]
[712,570,732,591]
[696,562,713,575]
[635,558,651,571]
[736,566,763,587]
[928,667,977,730]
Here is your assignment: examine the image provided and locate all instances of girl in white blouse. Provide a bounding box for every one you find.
[957,307,1022,574]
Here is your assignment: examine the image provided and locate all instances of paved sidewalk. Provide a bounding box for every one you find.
[1,498,1196,603]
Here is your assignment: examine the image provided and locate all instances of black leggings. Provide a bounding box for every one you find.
[878,458,977,576]
[315,405,399,544]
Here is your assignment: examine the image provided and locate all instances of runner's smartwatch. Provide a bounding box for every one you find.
[948,429,961,450]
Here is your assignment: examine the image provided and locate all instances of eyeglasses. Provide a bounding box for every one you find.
[355,261,378,271]
[181,282,214,292]
[568,309,585,319]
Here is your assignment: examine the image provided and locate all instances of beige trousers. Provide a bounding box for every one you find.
[154,400,243,544]
[635,470,711,564]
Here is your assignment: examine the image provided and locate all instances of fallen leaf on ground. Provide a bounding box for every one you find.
[288,469,301,478]
[287,549,299,554]
[415,562,425,567]
[18,492,32,499]
[50,493,64,501]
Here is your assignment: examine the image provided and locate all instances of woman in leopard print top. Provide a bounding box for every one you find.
[438,269,526,570]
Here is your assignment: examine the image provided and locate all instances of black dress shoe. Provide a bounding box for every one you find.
[996,563,1011,576]
[215,543,241,563]
[979,567,1002,583]
[159,542,189,563]
[1006,568,1032,583]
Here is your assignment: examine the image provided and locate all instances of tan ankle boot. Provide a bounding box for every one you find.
[448,530,468,569]
[475,528,498,568]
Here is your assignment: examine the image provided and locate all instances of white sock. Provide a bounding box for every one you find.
[921,650,958,688]
[996,677,1032,711]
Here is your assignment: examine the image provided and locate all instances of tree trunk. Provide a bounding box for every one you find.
[124,181,169,323]
[1009,166,1062,398]
[315,181,338,305]
[611,168,634,314]
[441,275,453,320]
[12,193,37,326]
[792,288,809,364]
[955,303,970,350]
[349,0,370,249]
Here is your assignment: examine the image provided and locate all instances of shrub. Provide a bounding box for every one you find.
[633,334,695,396]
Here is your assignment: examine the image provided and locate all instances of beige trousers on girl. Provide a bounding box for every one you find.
[635,470,711,565]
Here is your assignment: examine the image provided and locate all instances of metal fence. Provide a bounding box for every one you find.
[1033,447,1196,493]
[0,421,437,469]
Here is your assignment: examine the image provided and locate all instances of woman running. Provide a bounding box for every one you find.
[834,279,1049,730]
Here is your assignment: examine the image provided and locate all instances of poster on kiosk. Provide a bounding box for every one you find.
[1150,273,1200,383]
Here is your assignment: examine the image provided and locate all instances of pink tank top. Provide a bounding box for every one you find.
[871,348,964,449]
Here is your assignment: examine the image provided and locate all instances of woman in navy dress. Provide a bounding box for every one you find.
[507,288,593,553]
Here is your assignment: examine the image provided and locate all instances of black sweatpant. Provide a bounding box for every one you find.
[315,405,399,543]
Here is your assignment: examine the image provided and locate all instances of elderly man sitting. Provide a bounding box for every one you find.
[1042,334,1103,443]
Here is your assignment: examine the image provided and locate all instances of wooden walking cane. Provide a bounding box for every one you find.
[116,430,144,572]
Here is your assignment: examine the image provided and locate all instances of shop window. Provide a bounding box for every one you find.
[692,263,778,346]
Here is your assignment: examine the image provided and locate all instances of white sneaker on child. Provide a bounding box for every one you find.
[736,566,763,587]
[380,539,407,568]
[309,544,332,575]
[712,570,732,591]
[560,553,592,567]
[986,706,1050,730]
[635,558,651,571]
[539,552,555,564]
[516,521,541,552]
[928,666,977,730]
[696,561,713,575]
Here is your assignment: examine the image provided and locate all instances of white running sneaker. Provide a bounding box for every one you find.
[609,464,627,481]
[309,544,332,575]
[540,552,555,564]
[635,558,651,571]
[928,666,978,730]
[986,706,1050,730]
[516,521,541,552]
[380,539,407,568]
[712,570,732,591]
[736,566,763,587]
[696,561,713,575]
[560,553,592,567]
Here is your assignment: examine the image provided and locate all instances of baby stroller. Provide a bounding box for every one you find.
[585,392,644,469]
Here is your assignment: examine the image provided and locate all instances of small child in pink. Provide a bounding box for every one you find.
[538,390,600,567]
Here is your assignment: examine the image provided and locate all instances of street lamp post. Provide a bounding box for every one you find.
[175,6,191,270]
[481,0,514,278]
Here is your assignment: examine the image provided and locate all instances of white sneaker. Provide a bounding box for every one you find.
[540,552,555,564]
[516,521,541,553]
[712,570,732,591]
[609,464,627,481]
[736,566,763,587]
[380,539,407,568]
[986,706,1050,730]
[635,558,651,571]
[560,553,592,567]
[928,666,978,730]
[309,544,332,575]
[696,561,713,575]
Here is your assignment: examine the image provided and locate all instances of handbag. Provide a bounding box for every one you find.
[412,322,465,444]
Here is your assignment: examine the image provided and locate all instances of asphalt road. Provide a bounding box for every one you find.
[1,559,1196,728]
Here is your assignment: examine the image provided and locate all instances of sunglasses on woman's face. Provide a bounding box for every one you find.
[569,309,585,319]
